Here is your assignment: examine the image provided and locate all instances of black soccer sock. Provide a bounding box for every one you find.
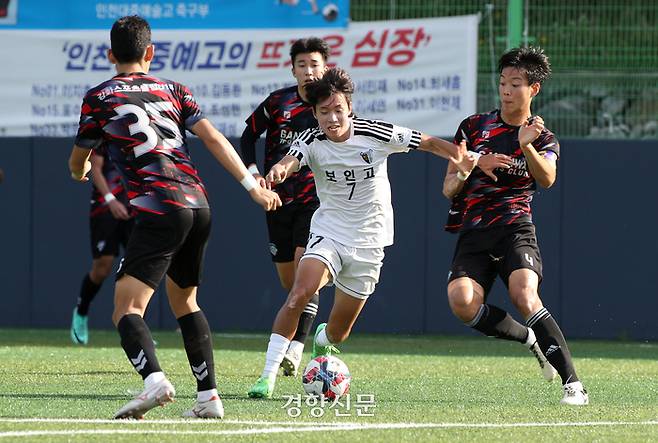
[76,273,102,316]
[467,304,529,343]
[117,314,162,380]
[177,310,217,392]
[527,307,579,384]
[292,293,319,344]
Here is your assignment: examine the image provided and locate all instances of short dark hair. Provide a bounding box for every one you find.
[110,15,152,63]
[305,67,354,108]
[290,37,330,64]
[498,46,551,85]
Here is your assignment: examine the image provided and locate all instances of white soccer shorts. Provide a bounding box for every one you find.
[300,234,385,299]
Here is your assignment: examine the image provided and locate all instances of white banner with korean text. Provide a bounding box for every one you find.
[0,15,477,138]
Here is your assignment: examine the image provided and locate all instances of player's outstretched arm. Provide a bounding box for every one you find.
[69,146,93,182]
[239,126,266,189]
[442,160,464,200]
[90,153,131,220]
[418,134,474,174]
[519,116,556,188]
[442,150,514,199]
[192,119,282,211]
[265,155,300,188]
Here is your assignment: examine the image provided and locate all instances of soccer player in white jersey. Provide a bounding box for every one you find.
[247,67,504,398]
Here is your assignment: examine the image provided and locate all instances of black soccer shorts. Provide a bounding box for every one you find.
[116,208,211,289]
[265,201,319,263]
[448,222,543,297]
[90,213,134,259]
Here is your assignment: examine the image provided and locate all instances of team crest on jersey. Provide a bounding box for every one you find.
[359,148,374,164]
[481,130,490,139]
[283,110,291,119]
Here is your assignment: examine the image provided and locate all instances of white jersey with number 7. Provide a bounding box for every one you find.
[287,117,422,248]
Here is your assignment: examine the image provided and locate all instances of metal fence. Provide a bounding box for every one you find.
[351,0,658,139]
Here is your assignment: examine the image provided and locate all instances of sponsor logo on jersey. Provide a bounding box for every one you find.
[507,157,529,177]
[280,129,300,146]
[269,242,278,257]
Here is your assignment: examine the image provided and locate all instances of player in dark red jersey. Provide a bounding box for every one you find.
[442,47,588,406]
[241,38,329,380]
[70,148,133,345]
[68,15,281,420]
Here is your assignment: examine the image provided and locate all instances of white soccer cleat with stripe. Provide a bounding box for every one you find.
[560,381,589,406]
[528,341,558,382]
[525,328,558,382]
[113,378,175,419]
[182,395,224,418]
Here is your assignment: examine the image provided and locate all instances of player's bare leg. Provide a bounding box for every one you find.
[509,269,587,404]
[113,275,175,419]
[447,277,485,323]
[278,247,320,376]
[448,275,556,381]
[249,258,329,398]
[312,288,367,357]
[167,277,223,418]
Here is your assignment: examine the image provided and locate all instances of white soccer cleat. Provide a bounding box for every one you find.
[113,378,175,419]
[525,328,557,382]
[528,341,558,382]
[560,381,589,406]
[280,346,303,377]
[182,395,224,419]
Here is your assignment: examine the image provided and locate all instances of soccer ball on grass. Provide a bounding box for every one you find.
[302,356,351,400]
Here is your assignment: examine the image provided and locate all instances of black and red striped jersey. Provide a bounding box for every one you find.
[89,147,131,218]
[447,109,560,231]
[75,72,208,215]
[242,85,318,206]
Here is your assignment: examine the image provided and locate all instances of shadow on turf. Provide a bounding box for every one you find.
[1,329,654,360]
[0,393,126,401]
[0,370,128,376]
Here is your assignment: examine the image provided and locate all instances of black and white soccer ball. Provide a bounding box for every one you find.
[302,356,351,400]
[322,3,339,22]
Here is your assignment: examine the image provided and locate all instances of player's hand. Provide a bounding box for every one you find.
[250,187,282,211]
[450,140,476,175]
[108,200,131,220]
[519,115,545,147]
[265,164,287,188]
[253,173,267,189]
[70,160,92,182]
[477,153,513,182]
